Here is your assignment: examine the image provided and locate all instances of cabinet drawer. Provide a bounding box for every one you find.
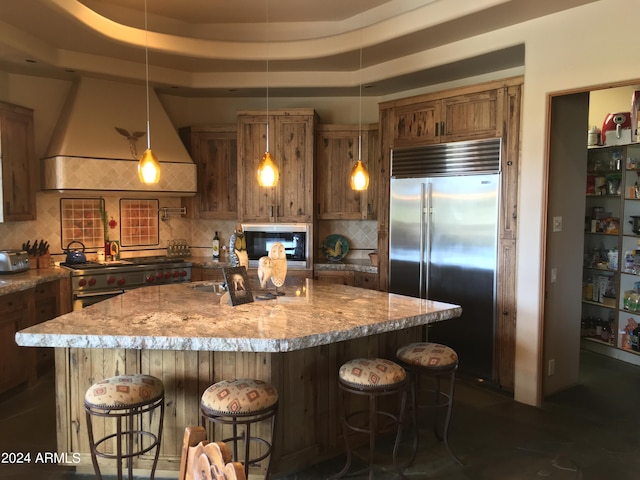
[354,272,379,290]
[314,271,354,286]
[34,281,56,300]
[0,290,28,315]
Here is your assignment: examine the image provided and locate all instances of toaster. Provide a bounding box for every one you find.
[0,250,31,274]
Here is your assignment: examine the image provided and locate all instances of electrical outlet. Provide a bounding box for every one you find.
[551,268,557,283]
[548,359,555,376]
[552,216,562,232]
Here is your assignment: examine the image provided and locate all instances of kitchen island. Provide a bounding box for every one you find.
[16,279,461,477]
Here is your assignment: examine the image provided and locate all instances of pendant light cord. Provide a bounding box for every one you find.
[265,0,270,153]
[144,0,151,150]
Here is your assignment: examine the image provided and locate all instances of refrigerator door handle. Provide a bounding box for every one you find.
[420,182,432,300]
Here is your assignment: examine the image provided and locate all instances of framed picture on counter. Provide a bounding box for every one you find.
[222,266,254,306]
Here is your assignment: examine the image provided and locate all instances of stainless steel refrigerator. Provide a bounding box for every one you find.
[389,138,501,381]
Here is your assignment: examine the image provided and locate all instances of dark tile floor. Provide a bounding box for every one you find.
[1,349,639,479]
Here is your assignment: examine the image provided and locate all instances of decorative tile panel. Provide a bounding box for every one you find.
[120,199,159,246]
[60,198,104,249]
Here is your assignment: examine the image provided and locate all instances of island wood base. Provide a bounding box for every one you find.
[54,326,422,477]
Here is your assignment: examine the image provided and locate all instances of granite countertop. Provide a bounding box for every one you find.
[314,259,377,274]
[16,280,461,353]
[0,267,70,295]
[190,256,377,273]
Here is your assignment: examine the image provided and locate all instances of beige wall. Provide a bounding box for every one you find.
[589,86,640,133]
[2,0,640,406]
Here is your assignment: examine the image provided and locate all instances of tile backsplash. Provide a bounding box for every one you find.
[0,192,378,263]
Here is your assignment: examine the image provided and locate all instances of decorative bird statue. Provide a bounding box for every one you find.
[269,242,287,294]
[115,127,146,159]
[257,256,273,290]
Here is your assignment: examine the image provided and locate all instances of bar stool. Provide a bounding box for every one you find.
[84,374,165,480]
[332,358,411,480]
[200,378,278,479]
[396,342,461,465]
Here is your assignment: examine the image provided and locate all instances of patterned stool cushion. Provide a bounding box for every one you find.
[396,342,458,368]
[339,358,406,388]
[201,379,278,416]
[85,374,164,409]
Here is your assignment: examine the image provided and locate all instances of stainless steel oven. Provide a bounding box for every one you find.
[61,257,192,310]
[242,223,311,268]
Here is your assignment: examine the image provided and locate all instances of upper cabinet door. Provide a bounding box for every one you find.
[274,114,315,223]
[237,109,316,223]
[0,102,36,222]
[441,88,504,142]
[237,113,273,222]
[315,124,378,220]
[180,125,237,220]
[392,100,440,147]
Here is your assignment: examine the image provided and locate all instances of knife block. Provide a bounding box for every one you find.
[37,253,51,269]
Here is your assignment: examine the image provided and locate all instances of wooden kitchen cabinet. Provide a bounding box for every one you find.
[391,89,503,148]
[0,101,36,222]
[354,271,379,290]
[0,291,33,394]
[179,125,237,219]
[315,124,379,220]
[237,109,317,223]
[0,277,70,394]
[314,270,354,286]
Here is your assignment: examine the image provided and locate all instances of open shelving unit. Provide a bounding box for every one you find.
[582,142,640,366]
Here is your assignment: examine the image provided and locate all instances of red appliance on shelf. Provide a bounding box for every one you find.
[602,112,632,145]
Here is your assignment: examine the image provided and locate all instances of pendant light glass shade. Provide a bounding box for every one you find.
[139,0,160,185]
[138,148,161,184]
[350,159,369,190]
[257,151,279,187]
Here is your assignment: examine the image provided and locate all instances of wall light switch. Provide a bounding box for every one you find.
[551,268,557,283]
[552,216,562,232]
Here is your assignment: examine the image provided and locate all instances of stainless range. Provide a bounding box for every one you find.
[61,256,192,308]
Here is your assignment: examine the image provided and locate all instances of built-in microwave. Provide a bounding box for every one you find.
[242,223,311,269]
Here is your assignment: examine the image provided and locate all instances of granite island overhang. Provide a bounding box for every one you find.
[16,280,462,352]
[16,280,462,477]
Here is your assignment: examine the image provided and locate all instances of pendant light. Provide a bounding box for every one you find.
[257,0,279,187]
[350,10,369,191]
[138,0,161,184]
